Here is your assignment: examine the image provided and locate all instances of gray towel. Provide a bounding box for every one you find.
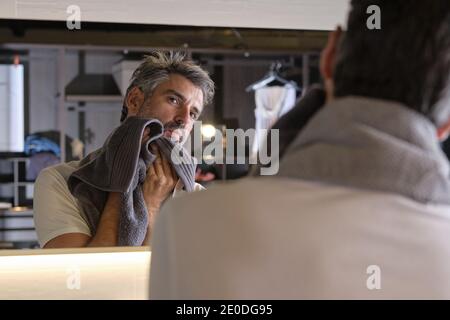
[67,116,197,246]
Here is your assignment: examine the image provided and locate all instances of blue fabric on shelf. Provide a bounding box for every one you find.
[24,135,61,157]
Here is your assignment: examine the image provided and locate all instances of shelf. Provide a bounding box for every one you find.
[65,95,123,103]
[0,182,34,186]
[0,175,14,183]
[0,157,33,207]
[17,182,34,187]
[0,152,27,159]
[0,207,33,216]
[7,157,29,162]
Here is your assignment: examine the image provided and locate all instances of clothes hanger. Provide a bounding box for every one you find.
[245,61,301,92]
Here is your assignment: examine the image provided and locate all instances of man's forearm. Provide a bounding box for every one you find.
[142,226,151,246]
[87,192,121,247]
[141,205,160,246]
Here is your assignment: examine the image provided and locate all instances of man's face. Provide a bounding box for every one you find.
[128,74,204,144]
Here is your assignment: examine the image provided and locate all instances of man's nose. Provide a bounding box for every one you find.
[174,105,191,126]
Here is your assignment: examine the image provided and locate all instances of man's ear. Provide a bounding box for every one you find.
[437,118,450,141]
[320,26,342,81]
[125,86,145,117]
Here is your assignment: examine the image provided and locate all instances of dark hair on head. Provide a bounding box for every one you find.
[334,0,450,126]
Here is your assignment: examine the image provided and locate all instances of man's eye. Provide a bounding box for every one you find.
[169,97,179,105]
[190,112,198,120]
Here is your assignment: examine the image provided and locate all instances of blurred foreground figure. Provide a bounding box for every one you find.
[151,1,450,299]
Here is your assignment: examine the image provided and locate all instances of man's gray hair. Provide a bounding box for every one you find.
[121,51,215,122]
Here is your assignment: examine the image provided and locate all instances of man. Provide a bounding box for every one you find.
[33,51,214,248]
[150,1,450,299]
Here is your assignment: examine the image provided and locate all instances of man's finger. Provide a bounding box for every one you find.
[160,150,174,179]
[148,162,156,177]
[152,146,164,178]
[149,143,157,156]
[170,162,178,182]
[142,128,151,145]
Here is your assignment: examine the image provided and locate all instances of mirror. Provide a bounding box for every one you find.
[0,21,330,251]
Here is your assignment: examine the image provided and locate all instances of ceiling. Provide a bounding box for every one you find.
[0,0,350,53]
[0,0,349,31]
[0,20,329,53]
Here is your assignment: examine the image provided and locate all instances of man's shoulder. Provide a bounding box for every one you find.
[166,177,280,209]
[165,177,450,217]
[35,161,82,200]
[39,160,81,182]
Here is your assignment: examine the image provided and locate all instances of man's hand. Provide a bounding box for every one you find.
[142,143,178,214]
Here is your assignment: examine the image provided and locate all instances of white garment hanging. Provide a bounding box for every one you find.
[251,84,297,158]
